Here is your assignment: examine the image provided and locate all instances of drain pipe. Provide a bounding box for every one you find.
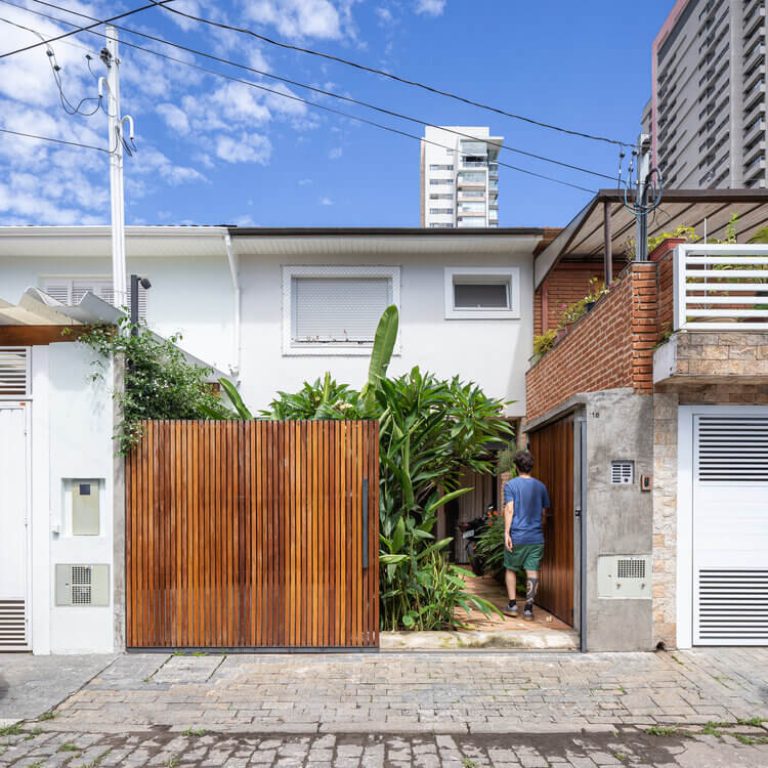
[576,415,588,653]
[223,231,241,379]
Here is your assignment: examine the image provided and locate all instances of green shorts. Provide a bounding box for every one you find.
[504,543,544,571]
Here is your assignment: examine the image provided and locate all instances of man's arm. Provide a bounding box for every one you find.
[504,501,514,551]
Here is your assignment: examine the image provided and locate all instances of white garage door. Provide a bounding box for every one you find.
[693,411,768,645]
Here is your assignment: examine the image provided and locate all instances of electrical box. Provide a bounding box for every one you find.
[55,564,110,606]
[597,555,651,599]
[71,480,101,536]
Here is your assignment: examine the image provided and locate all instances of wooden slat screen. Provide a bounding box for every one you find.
[527,416,574,626]
[126,420,379,649]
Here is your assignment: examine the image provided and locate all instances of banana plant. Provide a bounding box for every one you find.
[219,378,253,419]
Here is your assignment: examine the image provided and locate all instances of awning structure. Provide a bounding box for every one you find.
[535,189,768,287]
[0,289,228,381]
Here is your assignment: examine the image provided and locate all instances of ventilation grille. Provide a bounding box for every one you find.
[697,569,768,642]
[697,416,768,483]
[617,558,646,579]
[55,564,109,607]
[0,347,28,396]
[71,566,92,605]
[0,600,28,649]
[611,460,634,485]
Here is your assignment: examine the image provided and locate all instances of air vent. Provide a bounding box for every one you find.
[0,347,29,396]
[597,555,651,599]
[611,460,634,485]
[55,564,110,607]
[617,558,646,579]
[697,569,768,643]
[0,600,27,650]
[696,416,768,483]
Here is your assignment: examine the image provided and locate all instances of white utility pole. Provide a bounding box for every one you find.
[103,25,127,309]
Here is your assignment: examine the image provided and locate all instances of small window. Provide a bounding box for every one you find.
[444,268,520,320]
[282,266,400,356]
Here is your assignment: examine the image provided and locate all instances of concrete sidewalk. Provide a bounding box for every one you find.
[0,648,767,767]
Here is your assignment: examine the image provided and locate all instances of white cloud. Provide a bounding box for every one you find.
[298,178,313,186]
[319,196,333,206]
[156,103,191,136]
[375,6,393,23]
[415,0,446,16]
[216,133,272,164]
[328,146,343,160]
[244,0,344,39]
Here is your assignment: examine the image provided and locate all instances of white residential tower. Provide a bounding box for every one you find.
[420,126,503,228]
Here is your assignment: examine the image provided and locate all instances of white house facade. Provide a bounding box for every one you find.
[0,226,546,418]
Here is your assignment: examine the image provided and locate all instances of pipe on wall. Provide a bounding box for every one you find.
[223,232,241,379]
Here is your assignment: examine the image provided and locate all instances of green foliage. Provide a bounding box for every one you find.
[263,372,362,420]
[220,378,253,419]
[79,319,233,454]
[647,225,700,253]
[260,307,513,631]
[473,511,507,577]
[749,226,768,244]
[533,329,557,357]
[360,304,399,415]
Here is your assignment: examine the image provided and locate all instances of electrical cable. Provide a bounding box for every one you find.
[15,0,615,182]
[151,1,633,149]
[0,14,102,116]
[0,125,110,152]
[5,1,595,192]
[0,0,175,59]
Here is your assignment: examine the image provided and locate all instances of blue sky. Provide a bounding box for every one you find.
[0,1,674,229]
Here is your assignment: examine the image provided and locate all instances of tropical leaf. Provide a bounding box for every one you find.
[219,378,253,419]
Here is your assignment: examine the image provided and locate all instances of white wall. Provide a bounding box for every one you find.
[238,248,533,416]
[30,343,116,654]
[1,254,236,374]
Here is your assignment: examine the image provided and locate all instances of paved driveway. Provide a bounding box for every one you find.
[0,648,766,766]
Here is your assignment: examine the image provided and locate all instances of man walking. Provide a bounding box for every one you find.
[502,450,550,620]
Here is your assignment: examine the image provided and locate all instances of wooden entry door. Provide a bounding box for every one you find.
[126,420,379,649]
[527,417,574,625]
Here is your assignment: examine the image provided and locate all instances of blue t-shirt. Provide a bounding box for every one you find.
[503,476,550,546]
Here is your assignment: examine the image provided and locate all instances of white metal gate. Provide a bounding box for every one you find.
[693,411,768,645]
[0,404,30,650]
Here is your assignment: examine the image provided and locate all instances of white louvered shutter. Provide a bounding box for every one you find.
[693,413,768,645]
[293,277,391,343]
[0,348,29,396]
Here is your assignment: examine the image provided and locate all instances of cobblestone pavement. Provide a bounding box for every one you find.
[41,649,768,733]
[1,648,767,767]
[1,726,768,767]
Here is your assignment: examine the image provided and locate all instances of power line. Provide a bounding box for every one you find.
[17,0,614,183]
[0,125,110,152]
[6,1,596,193]
[153,1,633,149]
[0,0,175,59]
[0,15,102,116]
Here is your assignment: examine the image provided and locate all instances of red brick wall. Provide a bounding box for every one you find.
[656,250,674,334]
[534,260,629,335]
[526,263,661,422]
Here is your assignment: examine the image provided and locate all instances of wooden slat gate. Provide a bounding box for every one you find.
[527,416,574,626]
[126,420,379,649]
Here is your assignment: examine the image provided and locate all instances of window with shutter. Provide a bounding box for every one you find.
[282,266,400,356]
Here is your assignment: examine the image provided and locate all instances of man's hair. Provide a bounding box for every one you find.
[513,450,535,474]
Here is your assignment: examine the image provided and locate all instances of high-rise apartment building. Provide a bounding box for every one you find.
[645,0,767,189]
[420,126,502,227]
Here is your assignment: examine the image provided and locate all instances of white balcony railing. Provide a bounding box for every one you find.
[674,244,768,331]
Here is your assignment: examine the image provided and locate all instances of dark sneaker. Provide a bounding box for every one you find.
[503,601,518,617]
[523,603,534,621]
